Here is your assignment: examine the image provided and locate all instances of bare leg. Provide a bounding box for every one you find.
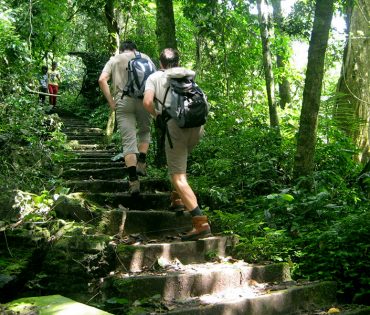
[170,173,198,211]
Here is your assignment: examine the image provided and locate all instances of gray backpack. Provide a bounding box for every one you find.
[122,52,156,99]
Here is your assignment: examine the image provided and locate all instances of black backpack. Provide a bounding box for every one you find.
[122,51,156,99]
[161,75,209,128]
[156,73,209,148]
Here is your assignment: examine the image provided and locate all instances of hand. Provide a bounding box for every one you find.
[109,100,116,111]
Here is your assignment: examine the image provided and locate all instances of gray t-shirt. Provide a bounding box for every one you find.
[145,67,195,113]
[101,51,154,98]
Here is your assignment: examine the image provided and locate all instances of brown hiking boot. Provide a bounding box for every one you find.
[181,216,212,241]
[169,191,185,211]
[129,180,140,196]
[136,161,147,177]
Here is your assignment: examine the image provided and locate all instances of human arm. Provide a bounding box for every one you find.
[98,71,116,111]
[143,90,157,117]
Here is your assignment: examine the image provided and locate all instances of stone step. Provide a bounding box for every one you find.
[105,209,192,236]
[62,127,104,135]
[68,143,108,150]
[163,281,337,315]
[61,167,126,180]
[114,236,239,272]
[65,161,124,170]
[103,261,293,301]
[85,191,170,209]
[68,156,117,163]
[68,138,104,145]
[5,295,113,315]
[71,150,116,157]
[66,134,105,140]
[65,178,170,192]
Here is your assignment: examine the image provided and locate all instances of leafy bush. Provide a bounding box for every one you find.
[0,95,67,219]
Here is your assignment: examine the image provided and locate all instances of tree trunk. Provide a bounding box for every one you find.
[104,0,119,55]
[156,0,177,52]
[257,0,280,128]
[293,0,334,182]
[335,0,370,163]
[271,0,291,109]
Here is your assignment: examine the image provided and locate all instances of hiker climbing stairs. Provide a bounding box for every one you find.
[51,114,344,315]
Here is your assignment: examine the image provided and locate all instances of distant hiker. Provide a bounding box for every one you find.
[98,40,156,195]
[39,65,48,104]
[48,61,61,108]
[143,48,212,241]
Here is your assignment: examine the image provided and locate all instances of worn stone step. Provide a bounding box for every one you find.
[103,261,293,301]
[5,295,113,315]
[65,178,170,192]
[162,281,337,315]
[66,134,105,140]
[68,156,118,163]
[63,127,104,135]
[104,209,193,236]
[85,191,170,209]
[65,161,124,170]
[68,143,108,150]
[61,167,126,180]
[71,150,116,156]
[68,138,104,145]
[114,236,240,272]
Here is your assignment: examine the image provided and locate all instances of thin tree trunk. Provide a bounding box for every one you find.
[156,0,177,52]
[104,0,119,55]
[257,0,280,128]
[335,0,370,162]
[293,0,334,182]
[271,0,291,109]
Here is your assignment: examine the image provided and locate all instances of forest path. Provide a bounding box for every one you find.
[2,113,340,314]
[57,114,342,314]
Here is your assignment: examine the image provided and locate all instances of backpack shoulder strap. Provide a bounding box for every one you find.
[154,86,170,106]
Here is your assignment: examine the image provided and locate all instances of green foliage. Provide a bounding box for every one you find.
[0,95,68,219]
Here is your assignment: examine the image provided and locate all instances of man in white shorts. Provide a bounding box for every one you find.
[143,48,212,241]
[99,41,154,195]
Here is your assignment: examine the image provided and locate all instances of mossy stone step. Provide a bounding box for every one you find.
[65,161,124,170]
[5,295,112,314]
[63,127,104,135]
[85,191,171,209]
[65,178,170,193]
[62,167,126,180]
[68,143,108,150]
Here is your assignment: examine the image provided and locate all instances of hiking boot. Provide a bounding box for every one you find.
[169,191,185,212]
[129,180,140,195]
[181,215,212,241]
[136,161,147,177]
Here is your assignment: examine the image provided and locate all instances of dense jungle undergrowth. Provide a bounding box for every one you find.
[1,85,369,307]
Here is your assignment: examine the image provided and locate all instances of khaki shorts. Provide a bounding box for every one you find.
[165,119,204,174]
[115,96,152,157]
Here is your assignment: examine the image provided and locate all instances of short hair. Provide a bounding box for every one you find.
[41,65,48,71]
[160,48,179,69]
[51,61,58,68]
[120,40,137,52]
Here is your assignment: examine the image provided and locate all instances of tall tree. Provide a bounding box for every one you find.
[271,0,291,109]
[335,0,370,163]
[156,0,177,52]
[257,0,280,128]
[293,0,334,181]
[104,0,120,54]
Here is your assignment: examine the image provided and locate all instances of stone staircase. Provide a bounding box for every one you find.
[42,115,341,314]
